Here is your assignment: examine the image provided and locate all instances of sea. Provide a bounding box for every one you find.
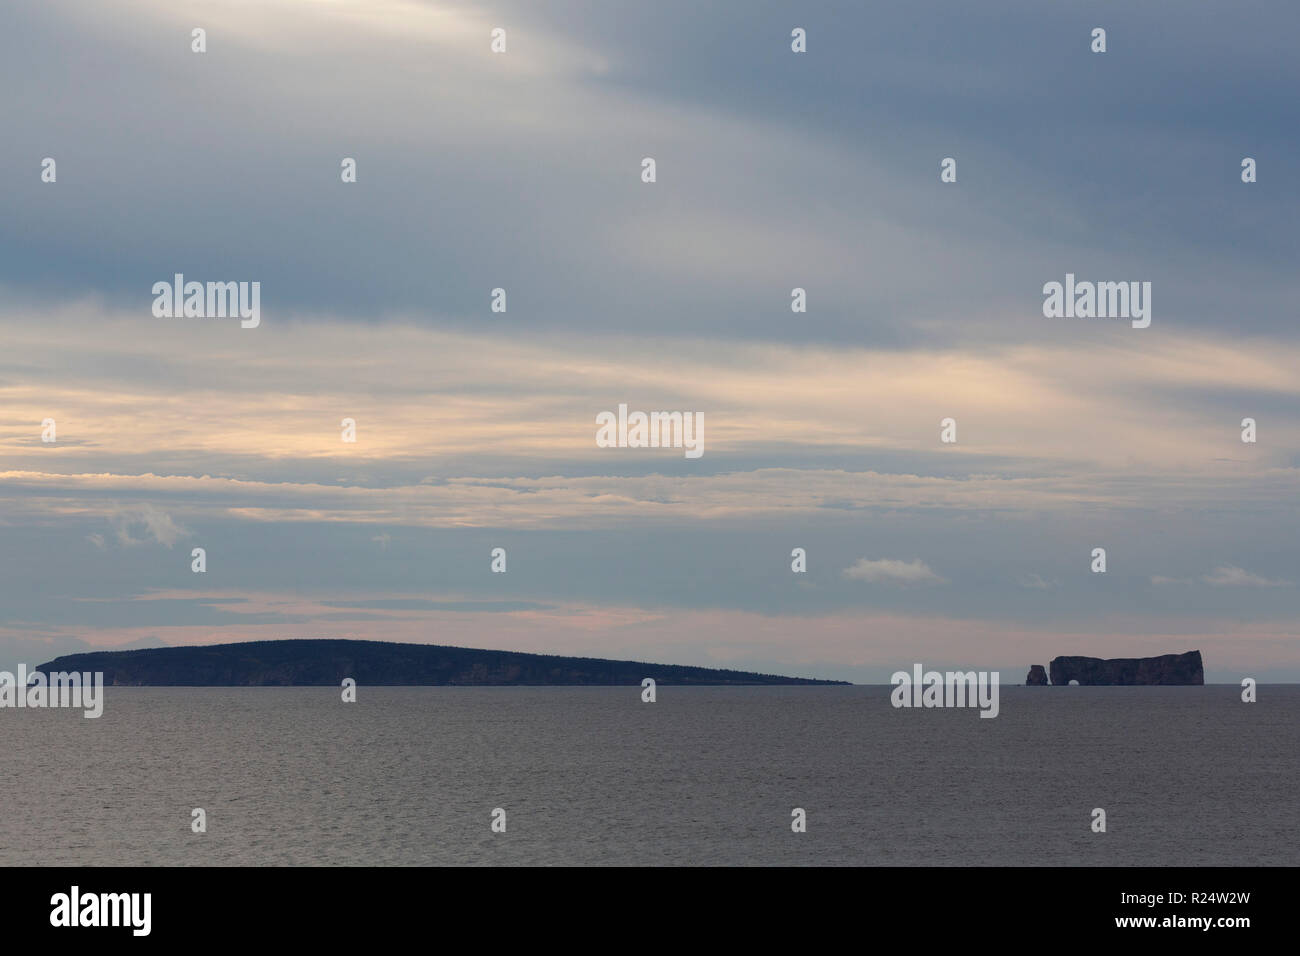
[3,685,1296,866]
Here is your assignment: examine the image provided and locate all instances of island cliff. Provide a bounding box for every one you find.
[34,639,846,687]
[1046,650,1203,686]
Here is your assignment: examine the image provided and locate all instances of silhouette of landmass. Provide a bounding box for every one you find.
[35,638,846,686]
[1024,650,1204,685]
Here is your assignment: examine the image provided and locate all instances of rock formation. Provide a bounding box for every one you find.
[1048,650,1203,686]
[1025,664,1049,685]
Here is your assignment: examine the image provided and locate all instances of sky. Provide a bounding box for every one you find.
[1,0,1298,681]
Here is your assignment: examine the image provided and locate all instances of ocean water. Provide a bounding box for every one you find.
[2,685,1296,866]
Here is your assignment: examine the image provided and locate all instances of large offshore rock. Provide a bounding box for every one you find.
[1025,665,1049,685]
[1049,651,1203,686]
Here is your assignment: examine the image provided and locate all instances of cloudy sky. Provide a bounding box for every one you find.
[2,0,1298,681]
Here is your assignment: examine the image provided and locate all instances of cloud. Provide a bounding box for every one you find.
[6,304,1300,497]
[5,1,1298,346]
[1017,573,1056,590]
[11,466,1293,532]
[1202,566,1293,588]
[108,504,187,548]
[1151,567,1294,588]
[842,558,944,585]
[2,2,1299,678]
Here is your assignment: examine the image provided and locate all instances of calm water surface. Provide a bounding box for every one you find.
[3,685,1295,865]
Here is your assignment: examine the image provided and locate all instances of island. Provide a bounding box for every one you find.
[34,638,847,686]
[1023,650,1204,685]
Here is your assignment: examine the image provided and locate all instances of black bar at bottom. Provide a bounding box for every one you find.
[1,865,1285,942]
